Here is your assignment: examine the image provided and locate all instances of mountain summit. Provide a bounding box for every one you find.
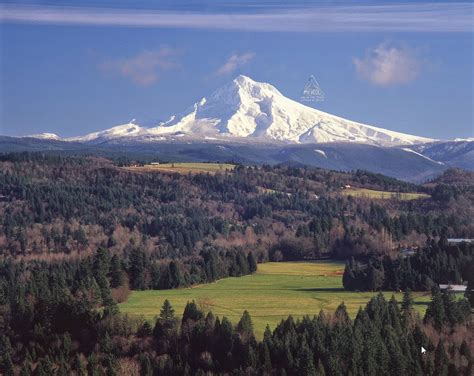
[41,75,434,146]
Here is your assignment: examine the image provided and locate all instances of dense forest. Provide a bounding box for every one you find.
[1,153,472,263]
[1,262,472,375]
[343,240,474,292]
[0,152,473,375]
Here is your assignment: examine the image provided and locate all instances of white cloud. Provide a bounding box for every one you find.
[216,52,255,75]
[353,44,421,86]
[1,3,471,32]
[100,48,179,86]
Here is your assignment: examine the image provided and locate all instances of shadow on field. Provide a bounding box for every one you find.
[412,301,429,306]
[292,287,346,292]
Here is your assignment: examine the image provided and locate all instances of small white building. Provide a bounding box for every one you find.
[439,284,467,293]
[400,248,416,258]
[447,238,474,244]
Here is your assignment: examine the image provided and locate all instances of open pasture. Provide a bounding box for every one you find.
[119,261,431,338]
[341,187,430,200]
[125,162,236,175]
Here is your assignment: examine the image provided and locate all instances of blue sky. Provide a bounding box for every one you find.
[0,1,473,139]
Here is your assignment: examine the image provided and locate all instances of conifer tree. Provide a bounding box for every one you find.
[260,341,272,373]
[334,302,351,326]
[139,353,153,376]
[401,289,415,328]
[129,248,147,290]
[237,310,254,342]
[247,252,257,273]
[466,270,474,308]
[296,339,316,376]
[169,261,184,288]
[73,354,87,376]
[182,300,204,324]
[424,288,446,329]
[434,340,448,376]
[315,360,326,376]
[109,255,124,288]
[0,335,14,376]
[19,362,32,376]
[138,321,153,337]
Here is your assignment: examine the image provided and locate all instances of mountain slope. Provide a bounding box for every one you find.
[147,75,433,145]
[40,75,434,146]
[407,140,474,171]
[27,133,61,140]
[66,121,146,144]
[1,136,447,182]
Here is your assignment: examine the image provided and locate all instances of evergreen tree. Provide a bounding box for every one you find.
[19,362,32,376]
[139,354,153,376]
[260,341,272,373]
[160,299,175,321]
[434,340,448,376]
[137,321,153,337]
[182,300,204,324]
[247,252,257,273]
[169,261,184,288]
[296,339,316,376]
[465,272,474,308]
[109,255,124,288]
[129,248,147,290]
[87,353,100,376]
[215,317,234,370]
[150,263,161,289]
[425,288,446,329]
[401,289,415,328]
[0,335,14,376]
[237,310,254,342]
[73,354,87,376]
[315,360,326,376]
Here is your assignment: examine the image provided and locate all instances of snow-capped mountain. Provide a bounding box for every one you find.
[65,120,146,143]
[28,75,434,146]
[27,133,61,140]
[145,75,433,146]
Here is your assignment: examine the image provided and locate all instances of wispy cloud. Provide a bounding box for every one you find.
[99,48,179,86]
[353,44,421,86]
[1,3,472,32]
[217,52,255,75]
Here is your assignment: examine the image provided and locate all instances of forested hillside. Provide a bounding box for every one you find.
[0,153,473,375]
[1,153,472,264]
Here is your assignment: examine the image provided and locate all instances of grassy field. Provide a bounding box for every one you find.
[341,187,430,200]
[119,261,431,338]
[125,162,236,175]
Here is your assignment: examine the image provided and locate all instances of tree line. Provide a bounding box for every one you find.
[1,289,472,375]
[343,239,473,295]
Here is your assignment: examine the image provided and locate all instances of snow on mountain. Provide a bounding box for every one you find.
[27,133,61,140]
[147,75,433,146]
[408,140,474,171]
[314,149,327,158]
[453,137,474,142]
[65,120,146,143]
[401,147,445,165]
[27,76,435,146]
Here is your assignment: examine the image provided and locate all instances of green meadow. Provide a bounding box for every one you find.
[126,162,236,174]
[341,187,430,200]
[119,261,431,338]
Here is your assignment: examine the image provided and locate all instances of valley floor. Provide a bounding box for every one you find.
[119,261,431,338]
